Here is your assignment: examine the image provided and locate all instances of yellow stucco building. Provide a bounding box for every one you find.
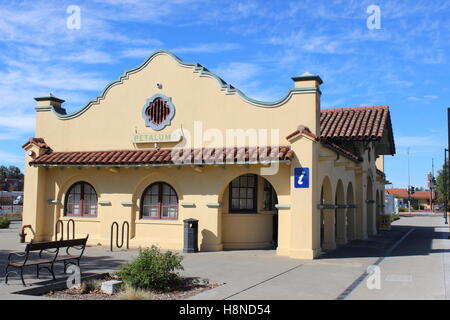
[22,50,395,259]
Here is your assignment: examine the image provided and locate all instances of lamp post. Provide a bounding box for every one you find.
[445,148,448,225]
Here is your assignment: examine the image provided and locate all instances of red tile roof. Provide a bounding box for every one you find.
[320,105,389,141]
[286,125,318,141]
[22,138,51,150]
[386,188,433,200]
[30,146,294,166]
[322,143,362,162]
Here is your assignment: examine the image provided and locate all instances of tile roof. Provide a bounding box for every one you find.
[386,188,433,200]
[320,105,389,141]
[322,142,362,162]
[286,125,318,141]
[22,137,51,150]
[30,146,294,167]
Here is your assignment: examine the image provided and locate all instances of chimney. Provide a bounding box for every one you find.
[34,93,66,114]
[291,72,323,90]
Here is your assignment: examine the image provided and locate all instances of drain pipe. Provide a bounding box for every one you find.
[19,225,35,243]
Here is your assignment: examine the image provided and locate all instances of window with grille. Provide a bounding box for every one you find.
[141,182,178,219]
[64,182,98,217]
[229,174,257,213]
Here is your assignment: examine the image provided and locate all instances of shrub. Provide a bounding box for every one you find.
[0,216,10,229]
[81,279,102,293]
[116,283,155,300]
[116,246,184,292]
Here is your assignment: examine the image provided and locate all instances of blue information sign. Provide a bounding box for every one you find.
[294,167,309,188]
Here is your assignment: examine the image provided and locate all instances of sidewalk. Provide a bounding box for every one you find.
[1,216,450,300]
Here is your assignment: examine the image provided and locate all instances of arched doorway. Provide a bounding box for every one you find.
[346,183,356,241]
[221,174,279,250]
[320,176,335,250]
[366,177,375,236]
[335,180,347,245]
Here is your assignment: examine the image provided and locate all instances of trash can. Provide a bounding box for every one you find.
[183,218,198,253]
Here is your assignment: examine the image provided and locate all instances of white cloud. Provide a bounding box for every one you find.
[61,49,115,64]
[213,62,262,87]
[171,43,241,54]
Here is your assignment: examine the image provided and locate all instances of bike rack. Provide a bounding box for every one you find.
[54,219,75,241]
[110,221,130,251]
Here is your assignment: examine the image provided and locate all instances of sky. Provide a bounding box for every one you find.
[0,0,449,189]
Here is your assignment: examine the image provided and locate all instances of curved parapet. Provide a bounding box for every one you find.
[37,50,321,120]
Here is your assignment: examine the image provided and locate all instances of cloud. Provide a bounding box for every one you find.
[213,62,262,87]
[171,43,241,54]
[61,49,115,64]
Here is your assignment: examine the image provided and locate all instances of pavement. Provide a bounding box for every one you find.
[1,214,450,300]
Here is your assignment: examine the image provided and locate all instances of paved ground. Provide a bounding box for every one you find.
[1,214,449,300]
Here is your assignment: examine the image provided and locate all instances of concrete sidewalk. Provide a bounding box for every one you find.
[1,215,450,300]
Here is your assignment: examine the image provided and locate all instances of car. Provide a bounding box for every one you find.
[13,195,23,205]
[434,203,445,212]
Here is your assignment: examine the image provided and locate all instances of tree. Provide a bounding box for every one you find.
[436,160,449,203]
[0,165,24,191]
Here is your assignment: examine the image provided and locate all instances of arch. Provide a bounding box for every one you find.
[366,176,376,236]
[221,173,279,250]
[346,182,356,241]
[320,176,335,250]
[140,181,179,220]
[64,181,98,217]
[335,180,347,245]
[57,174,102,207]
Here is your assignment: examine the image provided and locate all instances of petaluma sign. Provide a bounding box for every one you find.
[133,131,182,143]
[142,94,175,131]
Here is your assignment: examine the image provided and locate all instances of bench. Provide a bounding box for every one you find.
[5,235,89,286]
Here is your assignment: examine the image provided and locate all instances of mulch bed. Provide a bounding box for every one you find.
[44,276,223,300]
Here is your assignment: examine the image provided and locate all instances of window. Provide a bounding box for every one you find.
[64,182,97,217]
[141,182,178,219]
[263,180,278,211]
[229,174,257,213]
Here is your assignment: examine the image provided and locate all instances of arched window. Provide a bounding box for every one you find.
[64,182,98,217]
[141,182,178,220]
[229,174,257,213]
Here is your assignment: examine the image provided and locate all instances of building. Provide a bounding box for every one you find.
[22,50,395,259]
[386,188,434,210]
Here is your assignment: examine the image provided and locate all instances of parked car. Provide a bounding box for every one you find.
[434,203,445,212]
[13,195,23,205]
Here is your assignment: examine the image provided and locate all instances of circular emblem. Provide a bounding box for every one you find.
[142,94,175,131]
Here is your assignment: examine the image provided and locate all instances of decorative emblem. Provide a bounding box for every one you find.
[142,94,175,131]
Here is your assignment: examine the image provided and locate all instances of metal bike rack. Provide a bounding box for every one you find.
[110,221,130,251]
[54,219,75,241]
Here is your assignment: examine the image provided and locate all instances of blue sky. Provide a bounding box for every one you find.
[0,0,449,188]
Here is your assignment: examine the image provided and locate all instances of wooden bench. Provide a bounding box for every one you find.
[5,235,89,286]
[57,236,89,273]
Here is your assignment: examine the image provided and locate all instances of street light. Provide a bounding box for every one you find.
[445,148,448,224]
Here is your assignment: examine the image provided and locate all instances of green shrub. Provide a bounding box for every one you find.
[81,279,102,293]
[116,246,184,292]
[0,216,10,229]
[390,214,400,222]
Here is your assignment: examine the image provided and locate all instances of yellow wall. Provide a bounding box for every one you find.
[23,50,389,260]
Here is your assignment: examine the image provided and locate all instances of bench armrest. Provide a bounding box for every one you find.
[65,245,85,256]
[7,252,27,263]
